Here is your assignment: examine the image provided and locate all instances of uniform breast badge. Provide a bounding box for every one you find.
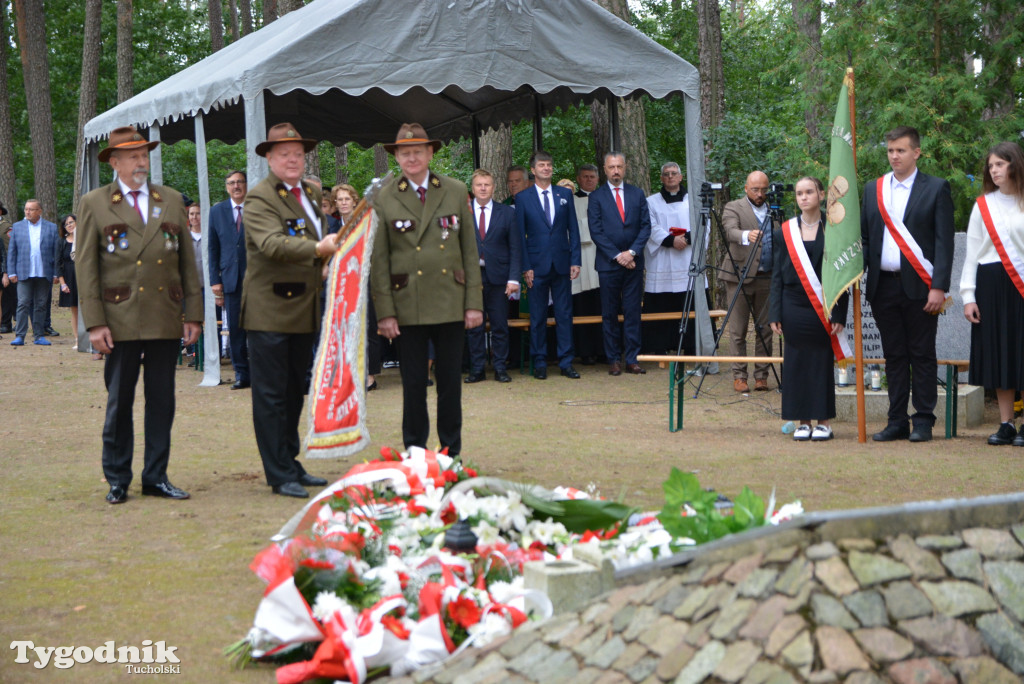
[439,214,459,240]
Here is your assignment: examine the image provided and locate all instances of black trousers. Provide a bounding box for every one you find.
[466,272,512,373]
[223,291,249,382]
[101,339,179,487]
[599,266,644,365]
[870,274,939,427]
[248,330,314,486]
[0,279,15,327]
[397,321,465,456]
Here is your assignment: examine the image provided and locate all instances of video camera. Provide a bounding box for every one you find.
[699,181,723,213]
[767,182,793,211]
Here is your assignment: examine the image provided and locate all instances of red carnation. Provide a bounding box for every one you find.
[381,615,411,639]
[443,470,458,483]
[464,468,477,478]
[440,504,457,526]
[447,596,482,628]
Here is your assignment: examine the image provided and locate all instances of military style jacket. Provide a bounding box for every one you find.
[241,172,327,334]
[370,172,483,325]
[76,181,201,341]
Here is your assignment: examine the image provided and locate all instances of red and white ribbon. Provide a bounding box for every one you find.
[877,173,934,288]
[978,194,1024,301]
[782,219,852,361]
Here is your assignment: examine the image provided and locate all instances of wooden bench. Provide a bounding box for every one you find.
[637,354,969,439]
[509,310,727,372]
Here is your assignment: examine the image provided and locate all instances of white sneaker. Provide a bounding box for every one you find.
[811,425,834,441]
[793,424,812,441]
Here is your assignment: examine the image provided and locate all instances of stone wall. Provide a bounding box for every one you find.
[383,493,1024,684]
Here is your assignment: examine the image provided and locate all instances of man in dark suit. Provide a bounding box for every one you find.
[371,123,483,457]
[242,123,340,498]
[76,126,202,504]
[209,169,250,389]
[465,168,521,384]
[504,166,530,207]
[588,152,652,375]
[720,171,776,392]
[7,199,60,346]
[517,150,582,380]
[861,126,954,443]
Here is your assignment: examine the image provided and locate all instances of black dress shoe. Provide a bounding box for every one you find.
[872,424,910,442]
[625,363,646,375]
[464,372,486,383]
[534,367,547,380]
[231,379,251,390]
[989,422,1017,446]
[495,370,512,383]
[0,325,12,334]
[1013,425,1024,447]
[560,365,581,379]
[426,378,434,387]
[272,482,309,498]
[366,380,379,391]
[142,481,190,499]
[909,425,933,443]
[298,473,328,487]
[106,485,128,504]
[45,326,60,336]
[609,362,622,376]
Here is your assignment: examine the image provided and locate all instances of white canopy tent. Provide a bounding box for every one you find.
[81,0,711,384]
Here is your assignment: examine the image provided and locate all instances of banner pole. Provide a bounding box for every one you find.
[846,67,867,443]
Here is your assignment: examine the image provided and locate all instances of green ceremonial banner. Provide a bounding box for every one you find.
[823,68,864,312]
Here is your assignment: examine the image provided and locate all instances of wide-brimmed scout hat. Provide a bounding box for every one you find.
[255,122,318,157]
[383,123,442,155]
[98,126,160,163]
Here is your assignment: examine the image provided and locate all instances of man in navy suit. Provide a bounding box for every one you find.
[588,152,652,375]
[466,169,521,384]
[7,199,59,346]
[861,126,954,443]
[517,151,582,380]
[208,170,250,389]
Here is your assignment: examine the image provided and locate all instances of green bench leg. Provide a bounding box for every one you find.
[196,331,204,372]
[944,364,959,439]
[669,361,684,432]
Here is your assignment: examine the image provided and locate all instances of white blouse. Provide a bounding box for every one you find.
[960,191,1024,305]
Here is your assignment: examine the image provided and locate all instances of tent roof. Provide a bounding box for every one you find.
[83,0,699,147]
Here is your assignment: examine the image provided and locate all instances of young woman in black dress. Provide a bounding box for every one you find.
[57,214,79,347]
[769,177,850,442]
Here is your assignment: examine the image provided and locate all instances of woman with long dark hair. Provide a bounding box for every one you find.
[769,176,850,441]
[57,214,79,348]
[961,142,1024,446]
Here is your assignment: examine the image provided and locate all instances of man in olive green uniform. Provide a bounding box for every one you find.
[242,123,340,499]
[371,123,483,457]
[76,126,202,504]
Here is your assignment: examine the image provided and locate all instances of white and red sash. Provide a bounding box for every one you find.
[877,173,934,288]
[782,219,852,361]
[977,194,1024,300]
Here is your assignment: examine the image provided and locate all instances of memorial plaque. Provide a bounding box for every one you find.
[843,233,971,382]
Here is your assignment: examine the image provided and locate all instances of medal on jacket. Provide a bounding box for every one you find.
[107,238,116,253]
[163,229,177,251]
[119,237,130,250]
[439,214,459,240]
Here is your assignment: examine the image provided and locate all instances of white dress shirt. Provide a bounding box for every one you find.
[283,182,321,238]
[880,168,917,272]
[118,178,149,220]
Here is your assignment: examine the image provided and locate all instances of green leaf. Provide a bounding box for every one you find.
[547,499,636,534]
[731,487,766,530]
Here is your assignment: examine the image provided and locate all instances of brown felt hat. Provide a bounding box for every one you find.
[98,126,160,162]
[383,123,442,155]
[255,122,318,157]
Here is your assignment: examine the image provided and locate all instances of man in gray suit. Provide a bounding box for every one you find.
[719,171,776,392]
[7,199,59,346]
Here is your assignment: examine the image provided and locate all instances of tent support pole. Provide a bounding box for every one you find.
[194,112,221,387]
[532,94,543,150]
[609,95,621,151]
[245,90,269,184]
[149,123,163,185]
[471,116,481,170]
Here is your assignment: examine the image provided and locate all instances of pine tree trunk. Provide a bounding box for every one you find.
[373,144,389,177]
[479,124,512,200]
[0,1,18,215]
[228,0,240,42]
[208,0,224,52]
[793,0,823,141]
[117,0,133,103]
[238,0,253,35]
[591,0,649,193]
[262,0,277,25]
[73,0,103,209]
[696,0,727,305]
[305,147,320,182]
[278,0,303,14]
[13,0,58,220]
[334,145,349,185]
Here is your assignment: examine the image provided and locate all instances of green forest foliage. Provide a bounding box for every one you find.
[4,0,1021,225]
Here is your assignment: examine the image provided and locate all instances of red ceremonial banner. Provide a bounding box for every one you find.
[304,209,378,458]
